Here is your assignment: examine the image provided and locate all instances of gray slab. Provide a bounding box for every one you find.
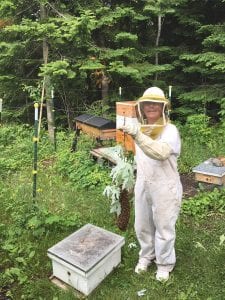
[193,160,225,177]
[47,224,124,273]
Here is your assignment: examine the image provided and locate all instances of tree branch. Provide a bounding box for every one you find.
[46,2,67,18]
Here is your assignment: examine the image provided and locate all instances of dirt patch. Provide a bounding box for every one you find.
[180,173,221,198]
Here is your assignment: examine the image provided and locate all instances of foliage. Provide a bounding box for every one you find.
[1,124,225,299]
[39,60,76,79]
[181,188,225,218]
[103,146,135,216]
[0,124,33,176]
[0,181,81,293]
[177,115,225,173]
[55,133,111,189]
[0,124,56,177]
[183,114,212,145]
[5,0,225,127]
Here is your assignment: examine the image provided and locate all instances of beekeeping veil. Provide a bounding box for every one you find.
[136,87,170,139]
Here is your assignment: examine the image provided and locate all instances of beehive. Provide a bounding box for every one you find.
[47,224,125,296]
[116,101,137,118]
[116,101,137,153]
[193,160,225,185]
[74,114,116,140]
[116,130,136,153]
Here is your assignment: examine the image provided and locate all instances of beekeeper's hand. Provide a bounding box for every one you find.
[118,124,139,137]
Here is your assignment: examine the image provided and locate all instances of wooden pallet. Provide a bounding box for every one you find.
[49,275,86,299]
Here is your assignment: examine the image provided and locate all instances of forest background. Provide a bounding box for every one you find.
[1,0,225,127]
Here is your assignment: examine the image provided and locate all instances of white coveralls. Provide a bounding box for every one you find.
[134,123,183,272]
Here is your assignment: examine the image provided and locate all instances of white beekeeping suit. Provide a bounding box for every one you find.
[119,87,183,281]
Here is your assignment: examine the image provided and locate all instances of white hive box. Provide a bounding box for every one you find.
[47,224,125,296]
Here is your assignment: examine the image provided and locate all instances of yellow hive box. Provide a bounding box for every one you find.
[116,101,137,153]
[116,101,137,118]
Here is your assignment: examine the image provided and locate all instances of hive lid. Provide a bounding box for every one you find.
[193,160,225,177]
[47,224,125,272]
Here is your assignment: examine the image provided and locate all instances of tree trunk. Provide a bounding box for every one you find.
[60,84,74,129]
[155,15,162,81]
[101,72,110,106]
[45,77,55,141]
[40,3,55,142]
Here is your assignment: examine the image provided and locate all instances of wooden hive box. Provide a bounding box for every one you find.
[192,160,225,186]
[116,101,137,118]
[116,130,135,153]
[74,114,116,140]
[116,101,137,153]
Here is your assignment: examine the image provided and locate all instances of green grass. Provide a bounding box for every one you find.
[1,169,225,300]
[1,124,225,300]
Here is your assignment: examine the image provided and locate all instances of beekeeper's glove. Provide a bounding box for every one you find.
[118,124,139,137]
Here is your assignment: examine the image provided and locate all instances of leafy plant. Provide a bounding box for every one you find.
[103,146,135,216]
[55,134,111,189]
[181,188,225,218]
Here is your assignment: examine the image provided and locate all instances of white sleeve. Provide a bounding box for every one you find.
[134,124,181,160]
[134,131,172,160]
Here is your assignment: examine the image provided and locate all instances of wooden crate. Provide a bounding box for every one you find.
[116,130,135,153]
[116,101,137,118]
[194,172,225,186]
[76,122,116,140]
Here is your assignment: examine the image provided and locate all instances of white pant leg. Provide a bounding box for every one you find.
[151,180,182,272]
[134,179,155,263]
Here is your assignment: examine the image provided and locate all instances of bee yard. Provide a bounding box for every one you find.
[47,224,125,296]
[116,101,137,153]
[192,159,225,186]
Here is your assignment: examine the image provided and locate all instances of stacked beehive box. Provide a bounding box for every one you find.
[116,101,137,153]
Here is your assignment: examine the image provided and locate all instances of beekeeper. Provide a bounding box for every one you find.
[119,87,183,281]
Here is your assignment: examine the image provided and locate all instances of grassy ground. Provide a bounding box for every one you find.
[0,124,225,300]
[1,169,225,300]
